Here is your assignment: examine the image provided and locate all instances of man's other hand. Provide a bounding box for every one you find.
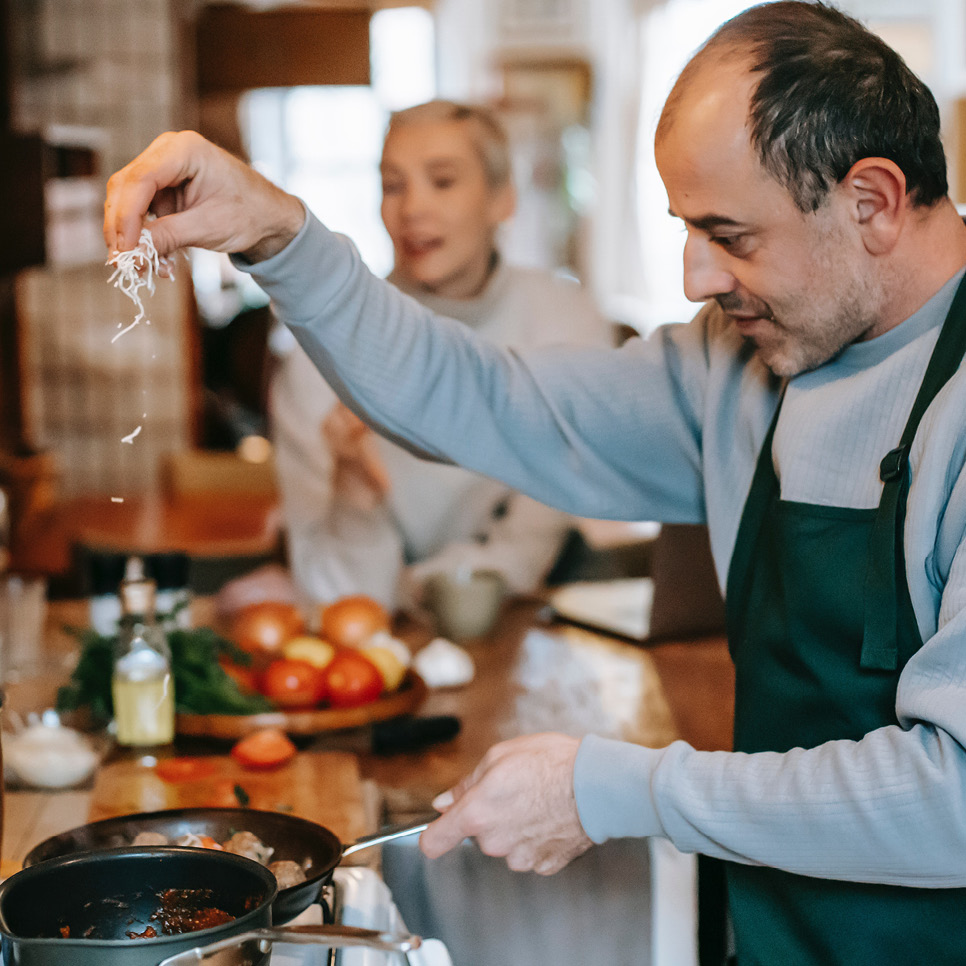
[420,733,593,875]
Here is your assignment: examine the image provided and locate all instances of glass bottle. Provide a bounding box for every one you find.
[112,556,175,746]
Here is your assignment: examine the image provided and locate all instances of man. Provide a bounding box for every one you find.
[104,3,966,962]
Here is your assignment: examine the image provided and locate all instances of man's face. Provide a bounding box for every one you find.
[380,119,514,299]
[655,64,884,377]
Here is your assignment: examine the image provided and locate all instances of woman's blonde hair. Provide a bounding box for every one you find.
[384,100,512,190]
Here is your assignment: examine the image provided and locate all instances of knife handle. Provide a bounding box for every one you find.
[372,714,461,754]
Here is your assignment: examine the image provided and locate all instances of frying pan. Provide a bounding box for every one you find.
[0,846,275,966]
[0,847,419,966]
[23,808,429,924]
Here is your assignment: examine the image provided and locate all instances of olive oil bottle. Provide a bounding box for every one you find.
[112,556,174,746]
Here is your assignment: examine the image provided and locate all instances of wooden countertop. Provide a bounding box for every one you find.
[0,596,735,868]
[353,602,734,820]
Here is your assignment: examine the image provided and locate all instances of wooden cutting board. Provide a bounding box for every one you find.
[87,750,369,847]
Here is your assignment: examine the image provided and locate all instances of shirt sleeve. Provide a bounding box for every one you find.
[244,213,713,525]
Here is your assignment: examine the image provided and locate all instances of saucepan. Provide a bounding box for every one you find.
[23,808,430,924]
[0,847,419,966]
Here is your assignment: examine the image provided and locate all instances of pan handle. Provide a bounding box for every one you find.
[340,819,431,859]
[157,924,422,965]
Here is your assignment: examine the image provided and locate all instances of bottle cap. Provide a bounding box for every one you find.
[120,556,157,616]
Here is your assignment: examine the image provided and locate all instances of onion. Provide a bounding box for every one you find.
[319,595,390,649]
[229,600,306,665]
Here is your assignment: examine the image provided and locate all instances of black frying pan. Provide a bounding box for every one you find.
[23,808,428,924]
[0,847,418,966]
[0,847,276,966]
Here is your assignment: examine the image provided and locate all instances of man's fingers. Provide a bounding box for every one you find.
[104,133,197,253]
[432,789,455,811]
[419,804,472,859]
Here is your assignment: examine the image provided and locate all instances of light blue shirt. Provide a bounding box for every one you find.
[242,214,966,887]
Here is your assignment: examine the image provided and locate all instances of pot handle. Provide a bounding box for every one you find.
[340,819,431,859]
[157,924,421,965]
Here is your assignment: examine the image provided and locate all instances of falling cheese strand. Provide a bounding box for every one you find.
[107,227,175,343]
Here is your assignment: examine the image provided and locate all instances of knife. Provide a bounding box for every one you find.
[157,924,422,965]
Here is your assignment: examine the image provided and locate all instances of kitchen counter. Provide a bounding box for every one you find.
[0,595,734,866]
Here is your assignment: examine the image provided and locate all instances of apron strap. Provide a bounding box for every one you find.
[726,395,783,649]
[861,274,966,670]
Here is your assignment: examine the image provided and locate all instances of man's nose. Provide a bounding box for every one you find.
[682,234,737,303]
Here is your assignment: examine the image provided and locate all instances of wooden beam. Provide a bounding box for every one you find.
[196,6,371,95]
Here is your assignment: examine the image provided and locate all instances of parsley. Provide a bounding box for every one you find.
[57,625,274,717]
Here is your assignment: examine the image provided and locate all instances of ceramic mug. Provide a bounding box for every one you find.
[426,569,506,641]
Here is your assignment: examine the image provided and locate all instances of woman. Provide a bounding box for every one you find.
[270,99,609,612]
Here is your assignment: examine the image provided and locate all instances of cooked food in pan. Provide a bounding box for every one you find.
[130,828,307,887]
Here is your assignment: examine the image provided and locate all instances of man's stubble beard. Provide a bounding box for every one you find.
[751,248,883,378]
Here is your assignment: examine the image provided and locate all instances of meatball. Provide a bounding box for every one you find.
[132,831,169,846]
[269,860,307,889]
[222,831,274,865]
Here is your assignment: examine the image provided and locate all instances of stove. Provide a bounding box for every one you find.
[270,868,453,966]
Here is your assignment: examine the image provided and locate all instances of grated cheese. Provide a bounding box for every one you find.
[107,227,175,343]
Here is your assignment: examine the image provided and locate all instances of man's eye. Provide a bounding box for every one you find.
[713,234,749,254]
[433,177,456,190]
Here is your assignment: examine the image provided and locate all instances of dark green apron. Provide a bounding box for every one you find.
[723,276,966,966]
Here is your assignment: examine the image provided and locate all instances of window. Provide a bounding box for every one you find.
[240,6,436,278]
[634,0,759,331]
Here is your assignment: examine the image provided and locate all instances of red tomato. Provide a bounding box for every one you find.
[324,649,383,708]
[156,757,218,783]
[261,658,328,709]
[229,601,306,667]
[219,658,260,694]
[319,595,390,649]
[230,728,296,769]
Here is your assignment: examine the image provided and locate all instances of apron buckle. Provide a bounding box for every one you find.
[879,445,909,483]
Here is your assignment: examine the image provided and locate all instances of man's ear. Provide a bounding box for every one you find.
[841,157,907,255]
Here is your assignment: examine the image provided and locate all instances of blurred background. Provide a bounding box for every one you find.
[1,0,964,590]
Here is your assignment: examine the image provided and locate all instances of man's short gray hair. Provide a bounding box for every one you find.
[658,1,947,213]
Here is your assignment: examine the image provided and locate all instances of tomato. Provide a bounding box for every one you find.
[320,595,390,649]
[261,658,328,709]
[219,658,261,694]
[324,649,384,708]
[156,757,219,783]
[230,728,296,769]
[229,601,306,666]
[283,635,337,670]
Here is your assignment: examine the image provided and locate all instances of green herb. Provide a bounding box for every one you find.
[233,784,250,807]
[57,625,274,717]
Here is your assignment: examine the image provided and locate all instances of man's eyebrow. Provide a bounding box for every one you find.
[667,209,745,232]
